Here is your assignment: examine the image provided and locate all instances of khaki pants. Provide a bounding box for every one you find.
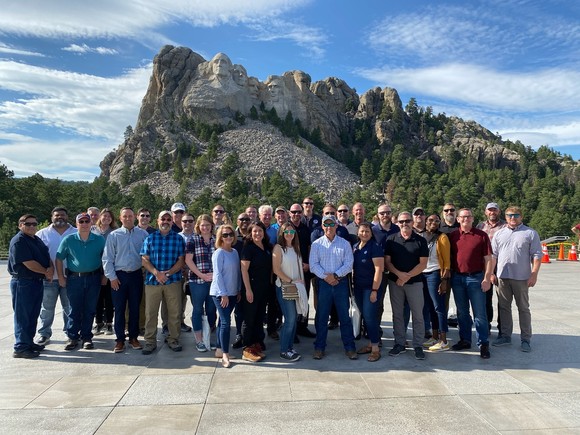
[497,278,531,342]
[144,282,182,346]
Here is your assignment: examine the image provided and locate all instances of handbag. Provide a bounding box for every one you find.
[281,281,300,300]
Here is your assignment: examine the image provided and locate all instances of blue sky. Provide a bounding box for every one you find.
[1,0,580,180]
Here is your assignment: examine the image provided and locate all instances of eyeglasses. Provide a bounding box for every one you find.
[458,215,472,219]
[427,219,440,223]
[182,219,194,223]
[443,209,455,213]
[324,211,336,215]
[337,209,348,213]
[283,229,296,235]
[213,210,225,214]
[378,211,392,215]
[160,218,173,222]
[238,217,250,222]
[303,202,314,206]
[276,210,286,214]
[221,232,234,238]
[173,210,184,214]
[413,212,425,216]
[290,210,302,214]
[22,222,38,227]
[323,223,336,227]
[78,220,91,224]
[506,213,521,218]
[398,219,412,224]
[139,214,150,218]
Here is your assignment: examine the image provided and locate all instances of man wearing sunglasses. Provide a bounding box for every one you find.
[8,214,52,358]
[56,213,106,351]
[476,202,507,337]
[35,207,77,347]
[170,202,186,233]
[137,208,156,234]
[301,197,321,231]
[490,207,542,353]
[140,211,186,354]
[440,203,460,234]
[385,212,429,360]
[310,214,356,360]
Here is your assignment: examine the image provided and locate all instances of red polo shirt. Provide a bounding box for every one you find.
[449,227,491,274]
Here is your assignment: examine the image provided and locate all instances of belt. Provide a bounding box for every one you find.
[66,269,101,277]
[116,269,141,274]
[456,271,483,277]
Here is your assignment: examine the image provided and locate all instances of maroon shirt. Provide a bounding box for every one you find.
[449,227,492,274]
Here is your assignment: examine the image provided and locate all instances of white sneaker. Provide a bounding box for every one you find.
[422,338,437,348]
[429,341,450,352]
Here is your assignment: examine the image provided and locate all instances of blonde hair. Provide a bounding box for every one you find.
[215,224,236,249]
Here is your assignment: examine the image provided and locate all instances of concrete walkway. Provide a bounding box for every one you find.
[1,260,579,434]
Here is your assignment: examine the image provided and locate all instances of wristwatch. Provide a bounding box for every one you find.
[333,273,340,281]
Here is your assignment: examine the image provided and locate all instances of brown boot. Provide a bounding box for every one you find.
[242,346,263,362]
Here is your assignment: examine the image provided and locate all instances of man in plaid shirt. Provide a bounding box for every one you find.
[140,210,185,354]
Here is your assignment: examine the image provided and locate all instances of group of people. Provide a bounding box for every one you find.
[8,197,542,367]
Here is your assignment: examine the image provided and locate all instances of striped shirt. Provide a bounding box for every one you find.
[309,234,353,279]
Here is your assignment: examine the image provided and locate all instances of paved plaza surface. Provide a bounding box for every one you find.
[1,260,579,434]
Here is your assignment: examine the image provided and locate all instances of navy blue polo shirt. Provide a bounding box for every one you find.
[353,240,384,289]
[385,232,429,284]
[8,231,51,279]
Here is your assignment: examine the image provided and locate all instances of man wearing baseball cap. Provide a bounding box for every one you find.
[56,213,106,351]
[476,202,507,337]
[170,202,186,233]
[309,214,356,360]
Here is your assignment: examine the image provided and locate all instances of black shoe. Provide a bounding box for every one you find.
[451,340,471,351]
[162,325,169,336]
[13,349,40,359]
[480,343,491,359]
[232,334,243,349]
[180,322,192,333]
[31,343,45,352]
[297,327,316,338]
[414,347,425,360]
[388,344,406,356]
[328,321,338,330]
[64,339,78,351]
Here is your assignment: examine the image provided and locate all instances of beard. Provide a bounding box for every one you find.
[53,219,66,228]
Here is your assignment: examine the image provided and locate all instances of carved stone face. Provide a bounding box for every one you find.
[247,77,260,99]
[210,53,232,79]
[232,64,248,86]
[267,77,284,102]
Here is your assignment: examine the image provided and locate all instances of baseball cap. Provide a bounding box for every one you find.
[275,206,287,213]
[486,202,500,210]
[76,213,90,222]
[412,207,425,215]
[171,202,186,212]
[322,214,337,223]
[158,210,172,219]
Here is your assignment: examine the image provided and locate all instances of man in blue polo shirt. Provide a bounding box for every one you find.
[8,214,52,358]
[56,213,105,351]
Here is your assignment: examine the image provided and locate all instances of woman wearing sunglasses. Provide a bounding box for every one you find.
[272,222,307,361]
[210,224,241,368]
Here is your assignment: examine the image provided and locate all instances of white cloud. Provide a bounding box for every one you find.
[247,18,327,58]
[0,60,151,140]
[357,63,580,113]
[0,0,311,38]
[62,44,118,55]
[0,42,44,57]
[0,132,112,180]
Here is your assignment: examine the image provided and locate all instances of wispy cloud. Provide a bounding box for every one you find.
[0,60,151,139]
[62,44,118,55]
[0,42,44,57]
[247,18,327,58]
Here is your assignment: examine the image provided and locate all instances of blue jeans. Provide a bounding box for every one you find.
[66,274,101,341]
[189,282,217,333]
[354,287,380,344]
[38,280,71,338]
[276,286,298,353]
[451,272,488,345]
[314,279,355,352]
[11,278,44,352]
[111,270,143,342]
[424,271,448,333]
[212,296,236,353]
